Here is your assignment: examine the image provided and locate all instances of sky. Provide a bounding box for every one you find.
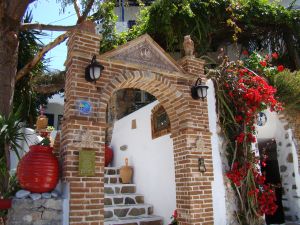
[29,1,77,71]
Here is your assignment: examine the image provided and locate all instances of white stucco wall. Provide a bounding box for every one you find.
[207,79,227,225]
[46,97,64,130]
[257,110,300,222]
[110,100,176,224]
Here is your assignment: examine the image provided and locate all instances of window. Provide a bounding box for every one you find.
[151,104,170,139]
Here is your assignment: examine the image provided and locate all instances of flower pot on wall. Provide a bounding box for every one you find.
[120,158,133,184]
[0,199,12,209]
[105,145,113,167]
[17,145,59,193]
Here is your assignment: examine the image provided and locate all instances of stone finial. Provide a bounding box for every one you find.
[77,20,96,33]
[183,35,194,57]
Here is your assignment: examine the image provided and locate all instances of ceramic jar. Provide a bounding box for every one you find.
[120,158,133,184]
[17,145,59,193]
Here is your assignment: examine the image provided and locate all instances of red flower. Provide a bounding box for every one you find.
[272,52,278,60]
[235,115,243,123]
[236,133,245,143]
[242,50,249,56]
[173,210,177,219]
[260,61,267,67]
[277,65,284,72]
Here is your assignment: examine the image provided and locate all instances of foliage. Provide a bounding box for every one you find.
[243,51,300,111]
[99,0,300,69]
[204,49,300,224]
[0,110,24,217]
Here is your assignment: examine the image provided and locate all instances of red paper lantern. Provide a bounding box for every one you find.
[17,145,59,193]
[105,145,113,167]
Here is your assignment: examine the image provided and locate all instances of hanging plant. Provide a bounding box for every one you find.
[208,53,283,224]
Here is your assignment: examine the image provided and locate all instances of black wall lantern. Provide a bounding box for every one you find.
[198,158,207,173]
[191,78,209,100]
[85,55,104,83]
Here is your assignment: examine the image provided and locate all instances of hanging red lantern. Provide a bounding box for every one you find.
[105,145,113,167]
[17,145,59,193]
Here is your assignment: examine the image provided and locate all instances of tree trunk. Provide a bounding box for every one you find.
[0,22,19,118]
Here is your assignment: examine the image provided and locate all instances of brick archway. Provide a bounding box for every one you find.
[62,23,214,225]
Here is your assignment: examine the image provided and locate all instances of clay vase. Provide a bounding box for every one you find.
[17,145,59,193]
[120,158,133,184]
[105,145,113,167]
[36,115,48,130]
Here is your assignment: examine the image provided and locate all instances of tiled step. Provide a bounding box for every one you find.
[105,194,144,206]
[105,184,136,195]
[105,175,122,184]
[105,167,120,175]
[104,215,163,225]
[104,204,154,220]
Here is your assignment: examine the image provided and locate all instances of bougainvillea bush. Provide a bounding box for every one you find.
[208,52,284,224]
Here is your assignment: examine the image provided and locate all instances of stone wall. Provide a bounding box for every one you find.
[7,199,63,225]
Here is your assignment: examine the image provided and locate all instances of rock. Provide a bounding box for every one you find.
[51,190,60,198]
[42,193,52,199]
[15,190,30,199]
[43,199,62,210]
[30,193,42,200]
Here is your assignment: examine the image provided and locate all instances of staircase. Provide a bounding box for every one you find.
[104,167,163,225]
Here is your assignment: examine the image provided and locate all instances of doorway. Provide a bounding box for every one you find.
[258,139,285,224]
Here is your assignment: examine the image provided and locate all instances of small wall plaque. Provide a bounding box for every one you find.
[79,150,95,176]
[78,100,92,115]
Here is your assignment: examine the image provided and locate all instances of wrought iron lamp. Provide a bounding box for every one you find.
[191,78,209,100]
[198,158,206,173]
[85,55,104,83]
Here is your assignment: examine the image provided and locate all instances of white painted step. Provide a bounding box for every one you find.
[104,215,163,225]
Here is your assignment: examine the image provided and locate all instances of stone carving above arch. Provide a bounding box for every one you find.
[101,34,184,74]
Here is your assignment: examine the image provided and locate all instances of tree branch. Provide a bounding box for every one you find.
[16,31,71,82]
[73,0,81,19]
[33,83,65,94]
[20,23,76,32]
[77,0,95,24]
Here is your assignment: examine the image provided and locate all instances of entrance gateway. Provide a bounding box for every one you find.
[61,21,214,225]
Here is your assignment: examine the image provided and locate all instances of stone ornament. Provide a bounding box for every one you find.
[183,35,195,57]
[196,135,205,151]
[73,129,100,148]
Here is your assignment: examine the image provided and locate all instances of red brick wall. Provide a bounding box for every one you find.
[62,24,214,225]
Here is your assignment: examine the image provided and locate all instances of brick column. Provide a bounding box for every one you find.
[177,57,214,224]
[61,21,105,225]
[178,56,206,80]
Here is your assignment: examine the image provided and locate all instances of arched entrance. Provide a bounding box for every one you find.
[61,22,214,225]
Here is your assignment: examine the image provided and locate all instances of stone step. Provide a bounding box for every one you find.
[105,175,122,184]
[105,184,136,195]
[105,167,120,175]
[104,204,154,220]
[104,215,163,225]
[105,194,144,206]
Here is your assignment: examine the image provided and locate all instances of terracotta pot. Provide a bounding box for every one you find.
[0,199,12,209]
[17,145,59,193]
[105,145,113,167]
[120,158,133,184]
[36,115,48,130]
